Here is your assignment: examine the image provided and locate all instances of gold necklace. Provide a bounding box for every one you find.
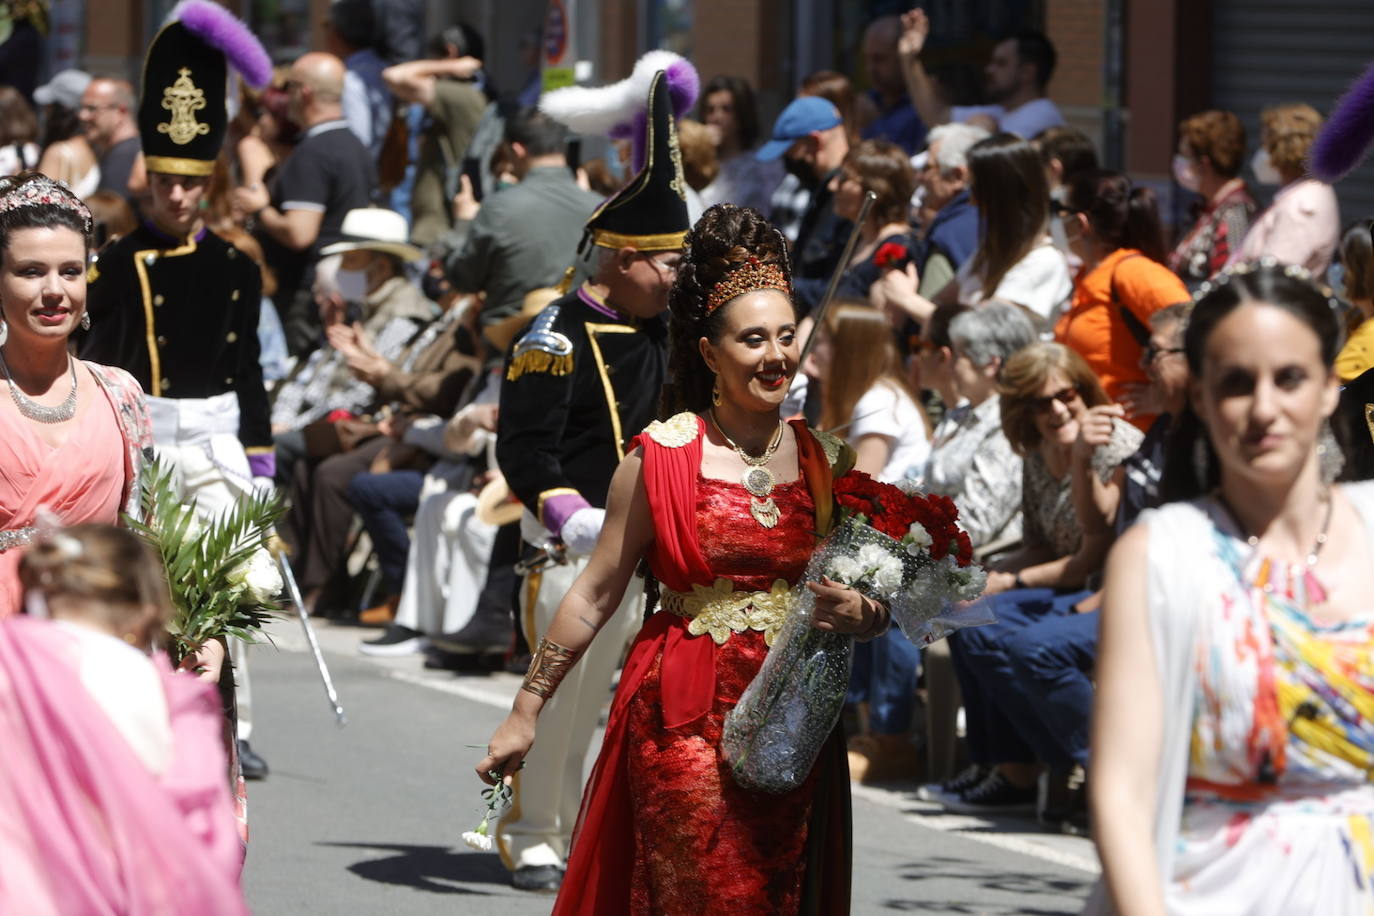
[709,410,785,528]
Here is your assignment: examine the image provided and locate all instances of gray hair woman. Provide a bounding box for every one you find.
[921,302,1037,550]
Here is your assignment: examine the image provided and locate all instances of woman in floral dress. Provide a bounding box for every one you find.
[1091,260,1374,914]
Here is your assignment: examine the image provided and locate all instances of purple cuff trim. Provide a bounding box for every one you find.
[247,453,276,479]
[543,492,592,536]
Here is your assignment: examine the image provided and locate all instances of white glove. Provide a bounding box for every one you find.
[559,507,606,557]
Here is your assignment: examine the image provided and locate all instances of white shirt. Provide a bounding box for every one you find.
[951,97,1066,139]
[956,238,1073,323]
[849,381,931,483]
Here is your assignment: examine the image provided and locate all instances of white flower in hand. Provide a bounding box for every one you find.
[904,521,933,554]
[231,548,283,605]
[872,555,906,592]
[462,819,495,851]
[827,556,863,585]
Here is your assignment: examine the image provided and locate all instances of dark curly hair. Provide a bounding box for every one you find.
[661,203,793,417]
[0,171,93,259]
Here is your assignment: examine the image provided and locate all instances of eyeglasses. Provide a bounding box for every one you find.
[78,103,120,114]
[638,253,680,275]
[1141,342,1184,364]
[1030,386,1080,413]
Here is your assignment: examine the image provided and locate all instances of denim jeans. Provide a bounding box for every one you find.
[949,587,1091,765]
[345,470,425,594]
[1005,608,1099,767]
[846,628,921,734]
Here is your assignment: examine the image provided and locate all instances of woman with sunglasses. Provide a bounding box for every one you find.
[1052,170,1189,432]
[927,341,1142,814]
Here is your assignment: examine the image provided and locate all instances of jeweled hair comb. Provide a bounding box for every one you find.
[0,175,94,235]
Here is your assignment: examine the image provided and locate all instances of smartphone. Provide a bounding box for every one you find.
[566,137,581,176]
[461,155,484,203]
[344,301,365,325]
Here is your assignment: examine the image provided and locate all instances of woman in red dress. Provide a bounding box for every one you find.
[479,204,888,914]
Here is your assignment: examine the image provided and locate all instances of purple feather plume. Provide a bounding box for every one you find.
[173,0,272,89]
[1312,59,1374,183]
[664,59,700,121]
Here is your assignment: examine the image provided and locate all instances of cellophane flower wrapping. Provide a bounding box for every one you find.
[722,473,990,794]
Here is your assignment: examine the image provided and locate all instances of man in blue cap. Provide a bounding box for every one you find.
[757,96,852,305]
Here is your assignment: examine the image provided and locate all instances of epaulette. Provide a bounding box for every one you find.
[506,304,574,381]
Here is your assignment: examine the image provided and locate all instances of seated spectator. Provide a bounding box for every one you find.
[1034,125,1098,195]
[757,95,852,297]
[1167,110,1257,291]
[1232,103,1340,277]
[1336,222,1374,381]
[915,122,988,299]
[383,25,488,248]
[1052,169,1189,428]
[858,16,927,154]
[898,10,1065,139]
[910,303,968,416]
[35,69,99,197]
[921,303,1038,550]
[0,526,244,913]
[769,70,856,243]
[326,0,392,160]
[931,342,1141,815]
[697,74,783,212]
[271,207,436,463]
[805,302,931,781]
[793,139,917,313]
[877,134,1072,327]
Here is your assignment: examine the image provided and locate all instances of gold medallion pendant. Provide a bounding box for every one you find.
[742,466,779,528]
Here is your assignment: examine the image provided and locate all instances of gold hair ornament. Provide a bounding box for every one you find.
[705,257,791,314]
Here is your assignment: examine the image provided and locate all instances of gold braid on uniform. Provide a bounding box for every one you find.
[520,637,582,699]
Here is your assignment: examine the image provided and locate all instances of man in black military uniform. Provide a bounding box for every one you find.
[492,69,690,892]
[78,6,275,779]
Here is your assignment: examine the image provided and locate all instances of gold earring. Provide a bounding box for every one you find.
[712,377,722,407]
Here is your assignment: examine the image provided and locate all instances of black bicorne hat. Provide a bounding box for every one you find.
[583,70,691,253]
[139,1,271,177]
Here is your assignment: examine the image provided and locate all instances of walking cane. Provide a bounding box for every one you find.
[796,190,878,369]
[278,552,348,727]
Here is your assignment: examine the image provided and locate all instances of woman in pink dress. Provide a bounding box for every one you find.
[0,172,151,617]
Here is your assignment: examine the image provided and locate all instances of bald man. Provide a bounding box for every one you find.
[235,52,378,355]
[859,15,927,154]
[80,77,145,200]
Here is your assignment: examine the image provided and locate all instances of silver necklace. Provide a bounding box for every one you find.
[709,410,785,528]
[0,350,78,423]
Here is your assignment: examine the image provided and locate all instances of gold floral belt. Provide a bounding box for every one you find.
[660,577,794,646]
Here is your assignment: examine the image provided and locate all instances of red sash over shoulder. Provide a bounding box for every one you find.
[553,412,852,916]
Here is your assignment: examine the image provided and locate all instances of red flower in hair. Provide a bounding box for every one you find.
[874,241,908,269]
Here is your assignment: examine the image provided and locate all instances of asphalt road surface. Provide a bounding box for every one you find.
[242,618,1096,915]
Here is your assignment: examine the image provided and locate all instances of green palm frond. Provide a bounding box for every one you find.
[122,457,286,663]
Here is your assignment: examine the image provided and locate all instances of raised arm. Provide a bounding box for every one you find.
[382,57,482,107]
[476,449,655,783]
[897,10,952,129]
[1089,523,1167,915]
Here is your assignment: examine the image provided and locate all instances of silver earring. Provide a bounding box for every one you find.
[1318,418,1345,484]
[80,312,91,331]
[0,319,6,347]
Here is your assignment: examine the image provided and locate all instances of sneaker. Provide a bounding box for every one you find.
[941,770,1037,815]
[917,763,988,803]
[359,624,430,657]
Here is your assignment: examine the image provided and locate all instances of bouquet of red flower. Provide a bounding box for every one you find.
[873,240,910,270]
[723,471,988,793]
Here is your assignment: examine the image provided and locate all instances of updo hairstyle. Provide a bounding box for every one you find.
[20,525,173,648]
[0,171,94,261]
[662,203,793,416]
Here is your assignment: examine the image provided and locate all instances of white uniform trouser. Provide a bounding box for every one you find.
[496,552,643,870]
[394,490,497,635]
[148,394,257,742]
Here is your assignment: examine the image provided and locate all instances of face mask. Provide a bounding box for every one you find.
[1172,154,1201,193]
[335,267,370,304]
[1251,148,1282,186]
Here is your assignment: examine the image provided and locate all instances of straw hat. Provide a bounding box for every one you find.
[484,286,562,354]
[475,474,525,527]
[319,207,425,261]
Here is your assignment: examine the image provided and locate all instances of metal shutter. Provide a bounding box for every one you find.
[1211,0,1374,221]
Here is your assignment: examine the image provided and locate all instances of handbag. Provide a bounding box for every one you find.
[301,418,380,459]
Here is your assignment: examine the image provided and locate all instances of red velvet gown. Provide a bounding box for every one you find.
[554,415,852,916]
